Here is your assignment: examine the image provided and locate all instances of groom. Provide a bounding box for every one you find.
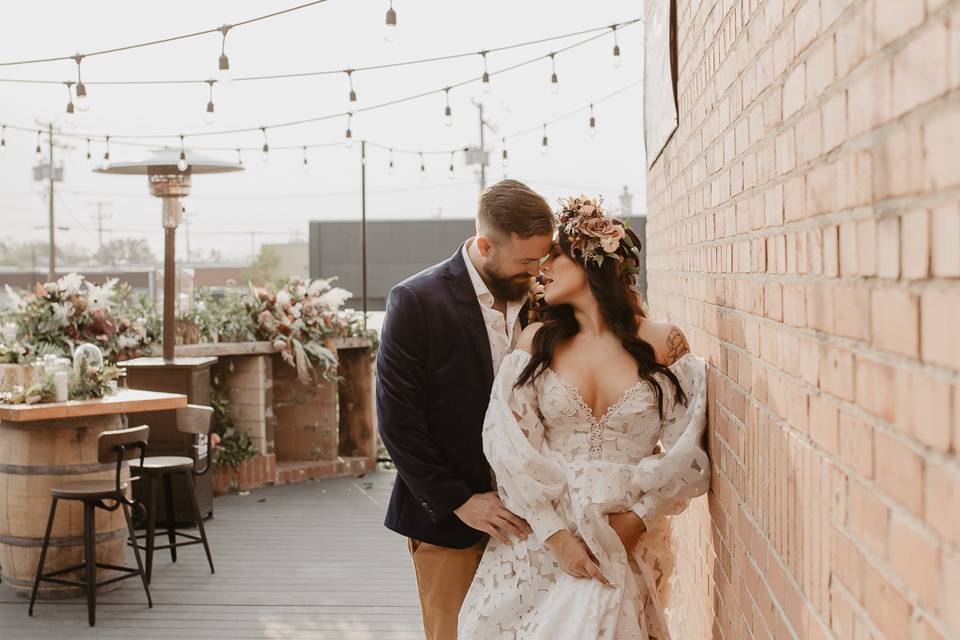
[377,179,555,640]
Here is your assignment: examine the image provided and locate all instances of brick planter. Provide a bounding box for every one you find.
[212,453,277,495]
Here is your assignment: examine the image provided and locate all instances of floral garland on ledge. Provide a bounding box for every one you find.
[0,363,121,405]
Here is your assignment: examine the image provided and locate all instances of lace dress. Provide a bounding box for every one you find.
[458,350,709,640]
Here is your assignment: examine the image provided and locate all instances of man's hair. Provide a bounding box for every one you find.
[477,179,555,240]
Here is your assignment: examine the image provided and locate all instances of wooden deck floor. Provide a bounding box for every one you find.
[0,471,424,639]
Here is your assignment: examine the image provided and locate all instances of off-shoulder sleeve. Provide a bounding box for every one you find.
[483,350,568,545]
[629,354,710,527]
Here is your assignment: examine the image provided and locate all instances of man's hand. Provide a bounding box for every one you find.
[608,511,647,551]
[454,492,532,545]
[544,530,610,584]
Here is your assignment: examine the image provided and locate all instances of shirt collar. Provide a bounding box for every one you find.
[462,239,494,307]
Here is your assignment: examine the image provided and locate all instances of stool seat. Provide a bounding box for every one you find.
[132,456,194,471]
[51,480,129,500]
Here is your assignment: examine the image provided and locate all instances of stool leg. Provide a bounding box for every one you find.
[162,472,177,563]
[83,501,96,627]
[28,498,58,616]
[184,472,215,575]
[146,473,158,584]
[122,502,153,608]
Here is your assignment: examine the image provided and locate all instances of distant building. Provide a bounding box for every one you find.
[259,242,309,280]
[309,217,647,312]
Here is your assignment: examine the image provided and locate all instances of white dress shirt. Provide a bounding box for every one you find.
[462,239,524,375]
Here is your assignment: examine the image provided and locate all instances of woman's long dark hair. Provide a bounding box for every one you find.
[516,228,686,419]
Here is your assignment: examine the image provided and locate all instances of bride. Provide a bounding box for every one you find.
[458,196,710,639]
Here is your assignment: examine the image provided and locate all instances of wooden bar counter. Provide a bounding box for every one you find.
[0,389,186,598]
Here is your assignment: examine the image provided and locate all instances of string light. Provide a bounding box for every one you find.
[236,147,244,166]
[443,87,453,127]
[73,54,89,112]
[611,25,622,67]
[384,0,397,42]
[260,126,270,162]
[64,81,76,125]
[387,148,395,174]
[178,135,188,172]
[501,138,508,168]
[549,53,559,95]
[0,125,6,153]
[344,112,353,148]
[588,103,597,138]
[419,152,426,180]
[302,145,310,172]
[447,151,455,180]
[84,138,93,167]
[480,51,491,93]
[346,69,358,103]
[540,124,549,156]
[102,135,111,170]
[204,80,216,125]
[217,25,232,85]
[34,130,42,163]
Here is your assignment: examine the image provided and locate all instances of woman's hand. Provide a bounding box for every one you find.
[608,511,646,551]
[544,530,609,584]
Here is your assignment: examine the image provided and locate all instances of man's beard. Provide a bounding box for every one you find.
[480,263,533,302]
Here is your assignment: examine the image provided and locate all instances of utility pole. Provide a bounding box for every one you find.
[88,200,113,252]
[361,140,368,329]
[47,124,55,282]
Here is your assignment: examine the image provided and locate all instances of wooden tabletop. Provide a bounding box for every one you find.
[0,388,187,422]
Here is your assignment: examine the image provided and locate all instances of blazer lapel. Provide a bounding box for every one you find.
[442,245,495,389]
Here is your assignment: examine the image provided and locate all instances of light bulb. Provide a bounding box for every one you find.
[101,158,111,171]
[541,136,549,156]
[551,74,560,95]
[261,144,269,163]
[345,131,353,148]
[501,151,509,168]
[0,139,6,155]
[419,162,426,180]
[35,146,42,163]
[482,73,491,94]
[218,54,232,86]
[76,82,89,112]
[613,44,622,67]
[444,106,453,127]
[64,103,76,125]
[448,165,454,180]
[177,157,188,172]
[303,158,310,172]
[589,115,597,138]
[85,151,93,168]
[388,159,395,174]
[205,102,215,125]
[384,4,397,42]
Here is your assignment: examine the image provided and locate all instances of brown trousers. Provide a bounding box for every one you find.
[407,537,486,640]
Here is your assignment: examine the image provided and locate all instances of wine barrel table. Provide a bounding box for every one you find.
[0,389,187,599]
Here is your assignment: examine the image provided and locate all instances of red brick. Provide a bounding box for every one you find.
[856,357,897,422]
[924,107,960,190]
[839,221,858,276]
[809,394,840,454]
[839,412,874,478]
[776,128,797,176]
[806,38,834,99]
[863,561,912,640]
[795,0,820,53]
[806,284,834,333]
[856,219,878,276]
[782,285,806,327]
[877,216,901,279]
[874,125,926,199]
[848,479,889,557]
[822,91,846,153]
[765,282,783,320]
[875,0,925,47]
[795,111,822,165]
[896,369,953,452]
[889,512,940,607]
[942,547,960,631]
[836,3,874,77]
[892,20,949,117]
[833,285,870,340]
[784,175,806,222]
[921,290,960,369]
[870,288,920,357]
[820,345,854,401]
[823,225,839,276]
[931,202,960,277]
[901,209,931,280]
[784,63,806,120]
[875,430,924,515]
[925,461,960,548]
[849,60,892,137]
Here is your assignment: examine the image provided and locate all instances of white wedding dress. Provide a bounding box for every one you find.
[459,349,709,640]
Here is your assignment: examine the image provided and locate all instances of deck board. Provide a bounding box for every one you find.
[0,472,424,639]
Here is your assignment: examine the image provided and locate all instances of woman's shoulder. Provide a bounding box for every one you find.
[515,322,544,353]
[637,318,690,366]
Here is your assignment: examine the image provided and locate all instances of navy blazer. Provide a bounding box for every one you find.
[377,244,527,549]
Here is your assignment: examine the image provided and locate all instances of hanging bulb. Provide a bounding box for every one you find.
[387,149,396,174]
[480,52,491,94]
[346,69,358,104]
[73,54,89,112]
[260,127,270,162]
[549,53,559,95]
[588,104,597,138]
[177,135,188,172]
[204,80,216,125]
[384,1,398,43]
[419,153,426,180]
[447,152,455,180]
[540,125,549,156]
[236,148,244,166]
[34,131,42,164]
[443,88,453,127]
[84,139,93,168]
[344,113,354,148]
[102,136,111,170]
[303,147,310,172]
[218,26,233,85]
[65,102,76,125]
[0,126,6,154]
[501,138,509,168]
[612,25,622,68]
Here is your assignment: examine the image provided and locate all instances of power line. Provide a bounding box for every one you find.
[0,0,334,67]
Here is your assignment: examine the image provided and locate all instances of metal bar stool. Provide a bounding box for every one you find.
[28,425,152,627]
[130,404,215,584]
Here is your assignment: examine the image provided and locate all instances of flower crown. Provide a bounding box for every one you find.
[555,194,640,275]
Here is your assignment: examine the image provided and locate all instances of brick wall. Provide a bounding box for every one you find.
[645,0,960,637]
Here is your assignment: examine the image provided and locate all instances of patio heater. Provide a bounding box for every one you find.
[95,149,242,521]
[95,148,243,360]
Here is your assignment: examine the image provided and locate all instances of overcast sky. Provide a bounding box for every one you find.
[0,0,647,263]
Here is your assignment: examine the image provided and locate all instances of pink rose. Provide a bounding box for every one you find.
[579,217,625,253]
